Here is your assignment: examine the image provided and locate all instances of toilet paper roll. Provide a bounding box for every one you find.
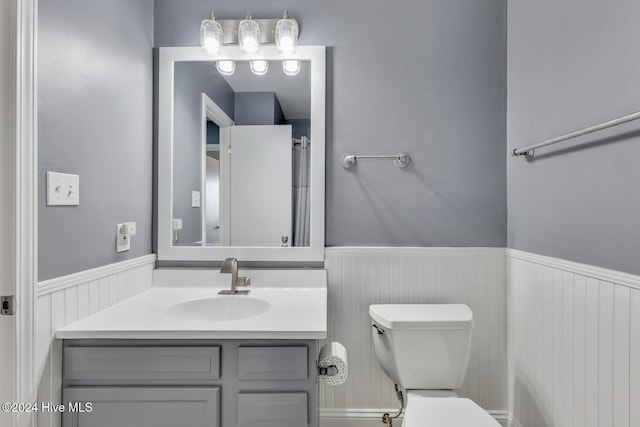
[318,342,348,386]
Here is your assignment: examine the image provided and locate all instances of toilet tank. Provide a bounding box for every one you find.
[369,304,473,390]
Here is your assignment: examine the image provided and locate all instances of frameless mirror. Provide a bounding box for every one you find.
[157,46,325,262]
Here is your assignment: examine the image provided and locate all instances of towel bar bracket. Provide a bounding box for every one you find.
[512,148,535,161]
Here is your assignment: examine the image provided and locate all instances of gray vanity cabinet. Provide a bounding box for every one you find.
[62,339,318,427]
[63,387,220,427]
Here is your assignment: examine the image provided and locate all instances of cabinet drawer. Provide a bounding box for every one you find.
[64,346,220,382]
[63,386,219,427]
[238,346,307,380]
[238,393,307,427]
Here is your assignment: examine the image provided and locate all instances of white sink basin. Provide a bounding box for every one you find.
[55,269,328,340]
[165,296,271,322]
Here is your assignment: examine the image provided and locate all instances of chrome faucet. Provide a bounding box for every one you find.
[218,257,251,295]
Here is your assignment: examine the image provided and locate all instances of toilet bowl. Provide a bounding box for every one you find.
[369,304,500,427]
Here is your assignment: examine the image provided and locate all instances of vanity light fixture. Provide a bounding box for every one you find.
[282,59,300,76]
[200,12,223,55]
[250,60,269,76]
[216,60,236,76]
[275,10,299,55]
[200,10,302,77]
[238,13,261,56]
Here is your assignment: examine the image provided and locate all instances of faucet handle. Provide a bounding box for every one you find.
[237,277,251,287]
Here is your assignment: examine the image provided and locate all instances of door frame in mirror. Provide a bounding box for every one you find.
[157,46,325,262]
[200,92,233,247]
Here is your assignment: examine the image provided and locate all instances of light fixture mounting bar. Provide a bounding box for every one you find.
[218,18,299,45]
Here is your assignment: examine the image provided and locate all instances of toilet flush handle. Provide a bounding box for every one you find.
[372,324,386,335]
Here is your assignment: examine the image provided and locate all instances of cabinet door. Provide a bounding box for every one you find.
[64,346,221,383]
[238,346,308,380]
[63,387,219,427]
[238,393,308,427]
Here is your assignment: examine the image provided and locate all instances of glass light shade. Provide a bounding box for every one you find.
[200,19,223,55]
[238,19,261,56]
[250,60,269,76]
[282,60,300,76]
[275,18,299,55]
[216,60,235,76]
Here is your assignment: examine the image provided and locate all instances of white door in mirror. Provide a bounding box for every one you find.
[229,125,292,246]
[46,171,79,206]
[116,222,137,252]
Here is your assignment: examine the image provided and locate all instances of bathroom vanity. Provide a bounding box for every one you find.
[55,43,330,427]
[56,269,327,427]
[61,339,317,427]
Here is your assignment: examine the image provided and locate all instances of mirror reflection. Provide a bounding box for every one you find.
[172,60,311,247]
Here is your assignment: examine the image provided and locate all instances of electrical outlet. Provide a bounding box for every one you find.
[172,219,183,230]
[116,222,136,253]
[116,223,130,252]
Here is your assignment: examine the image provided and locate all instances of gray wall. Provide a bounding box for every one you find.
[173,62,234,245]
[507,0,640,275]
[154,0,508,247]
[288,119,310,140]
[234,92,284,125]
[38,0,154,280]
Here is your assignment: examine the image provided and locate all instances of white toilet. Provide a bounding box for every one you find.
[369,304,500,427]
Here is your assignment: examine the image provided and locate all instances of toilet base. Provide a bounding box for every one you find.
[402,390,500,427]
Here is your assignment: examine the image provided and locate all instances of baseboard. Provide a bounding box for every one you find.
[319,408,402,427]
[37,254,157,295]
[319,408,511,427]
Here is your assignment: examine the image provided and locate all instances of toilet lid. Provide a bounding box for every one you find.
[403,397,500,427]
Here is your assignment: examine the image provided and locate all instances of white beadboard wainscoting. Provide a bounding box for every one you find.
[34,254,156,427]
[321,247,509,427]
[507,249,640,427]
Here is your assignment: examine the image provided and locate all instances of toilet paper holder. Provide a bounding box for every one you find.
[317,365,339,377]
[317,341,348,385]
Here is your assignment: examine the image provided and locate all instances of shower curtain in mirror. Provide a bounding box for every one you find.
[292,136,310,246]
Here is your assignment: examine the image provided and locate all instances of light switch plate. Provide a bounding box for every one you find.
[46,172,79,206]
[192,190,201,208]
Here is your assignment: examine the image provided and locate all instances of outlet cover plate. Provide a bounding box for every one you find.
[192,190,201,208]
[116,223,130,252]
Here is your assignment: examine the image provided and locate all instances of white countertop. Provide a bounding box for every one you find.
[55,268,327,340]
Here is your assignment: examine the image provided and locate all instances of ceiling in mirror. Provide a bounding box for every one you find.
[222,61,311,119]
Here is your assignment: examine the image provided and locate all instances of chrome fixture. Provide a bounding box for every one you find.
[511,111,640,161]
[199,9,300,76]
[381,383,405,426]
[218,257,251,295]
[340,153,411,169]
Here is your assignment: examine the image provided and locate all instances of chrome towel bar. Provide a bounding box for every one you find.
[341,152,410,168]
[512,111,640,160]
